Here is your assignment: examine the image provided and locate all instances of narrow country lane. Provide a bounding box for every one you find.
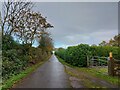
[13,54,71,88]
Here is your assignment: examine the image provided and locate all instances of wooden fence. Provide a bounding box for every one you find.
[87,56,108,67]
[87,54,120,76]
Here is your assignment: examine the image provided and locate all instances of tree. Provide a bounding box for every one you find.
[99,34,120,47]
[99,41,107,46]
[108,34,120,47]
[13,11,52,45]
[38,16,53,51]
[113,34,120,47]
[38,31,54,52]
[2,0,53,46]
[2,0,33,36]
[91,44,97,46]
[2,0,54,82]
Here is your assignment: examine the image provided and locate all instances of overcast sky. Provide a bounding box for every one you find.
[32,2,118,48]
[0,1,118,48]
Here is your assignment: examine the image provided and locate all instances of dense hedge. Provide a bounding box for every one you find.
[55,44,120,67]
[2,49,29,80]
[55,44,91,67]
[90,46,119,60]
[2,35,51,81]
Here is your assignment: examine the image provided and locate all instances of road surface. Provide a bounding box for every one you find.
[13,54,71,88]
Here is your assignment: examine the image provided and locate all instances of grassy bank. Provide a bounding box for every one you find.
[76,67,119,86]
[2,55,51,90]
[56,56,119,87]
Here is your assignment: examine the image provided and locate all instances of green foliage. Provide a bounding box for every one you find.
[2,49,29,80]
[77,67,119,86]
[57,57,119,87]
[55,48,66,59]
[55,44,120,67]
[2,35,19,50]
[56,44,91,67]
[90,46,119,60]
[38,32,54,52]
[2,56,50,90]
[2,35,52,81]
[29,47,49,63]
[2,1,54,86]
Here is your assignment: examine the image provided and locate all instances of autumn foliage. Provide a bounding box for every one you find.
[1,1,54,81]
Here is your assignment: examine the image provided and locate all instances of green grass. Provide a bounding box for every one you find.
[77,67,119,86]
[56,56,75,68]
[65,68,101,88]
[56,55,119,86]
[2,56,51,90]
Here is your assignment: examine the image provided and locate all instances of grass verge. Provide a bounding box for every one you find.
[56,55,119,86]
[2,55,51,90]
[76,67,119,86]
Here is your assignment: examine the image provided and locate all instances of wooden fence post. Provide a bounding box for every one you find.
[87,56,89,67]
[108,52,114,76]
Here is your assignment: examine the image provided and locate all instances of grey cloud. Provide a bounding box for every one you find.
[33,2,118,47]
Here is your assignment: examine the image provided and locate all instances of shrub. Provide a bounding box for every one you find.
[2,35,52,82]
[55,44,120,67]
[90,46,119,60]
[2,50,29,81]
[56,44,91,67]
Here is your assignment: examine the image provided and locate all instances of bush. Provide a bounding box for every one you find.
[2,35,29,81]
[55,44,120,67]
[56,44,91,67]
[90,46,119,60]
[2,35,19,50]
[29,47,46,63]
[55,48,66,59]
[2,35,52,81]
[2,49,29,80]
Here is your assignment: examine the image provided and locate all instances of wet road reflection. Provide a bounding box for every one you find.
[14,54,71,88]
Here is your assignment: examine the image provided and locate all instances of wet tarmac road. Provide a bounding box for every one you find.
[14,54,71,88]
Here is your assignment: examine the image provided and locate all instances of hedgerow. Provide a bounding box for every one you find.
[90,46,119,60]
[55,44,119,67]
[2,35,51,82]
[55,44,91,67]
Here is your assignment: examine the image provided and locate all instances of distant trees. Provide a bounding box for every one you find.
[99,34,120,47]
[38,31,54,52]
[99,41,107,46]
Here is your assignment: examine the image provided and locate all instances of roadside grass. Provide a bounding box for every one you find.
[57,56,103,88]
[56,56,74,68]
[2,56,51,90]
[77,67,119,86]
[66,69,104,88]
[56,56,119,86]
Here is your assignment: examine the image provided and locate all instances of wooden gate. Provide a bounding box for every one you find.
[87,53,120,76]
[87,56,108,67]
